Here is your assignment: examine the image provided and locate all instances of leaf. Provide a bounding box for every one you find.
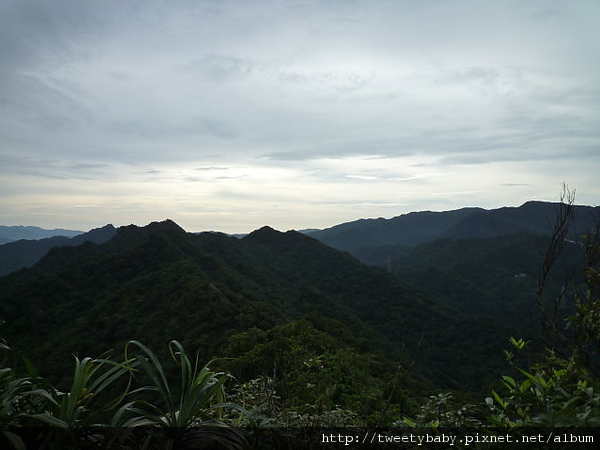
[501,375,516,389]
[491,390,507,409]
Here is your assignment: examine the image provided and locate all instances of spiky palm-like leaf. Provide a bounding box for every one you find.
[120,340,246,449]
[29,355,134,428]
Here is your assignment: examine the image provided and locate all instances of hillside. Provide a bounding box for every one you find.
[0,220,513,398]
[308,207,480,257]
[310,200,596,378]
[309,201,600,266]
[0,225,83,244]
[392,233,588,332]
[0,224,116,276]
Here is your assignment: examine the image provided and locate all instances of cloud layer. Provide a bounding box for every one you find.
[1,0,599,232]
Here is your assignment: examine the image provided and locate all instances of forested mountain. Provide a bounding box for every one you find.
[0,219,516,409]
[307,201,596,383]
[1,201,596,418]
[309,201,600,266]
[393,233,588,333]
[308,207,480,259]
[2,201,598,437]
[0,224,116,276]
[0,225,83,244]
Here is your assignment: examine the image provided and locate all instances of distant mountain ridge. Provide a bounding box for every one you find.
[0,224,116,276]
[308,201,600,265]
[4,201,597,274]
[0,225,83,244]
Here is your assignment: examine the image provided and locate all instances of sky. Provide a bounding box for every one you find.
[1,0,599,234]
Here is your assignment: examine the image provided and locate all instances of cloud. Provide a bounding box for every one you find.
[1,0,599,232]
[185,54,254,83]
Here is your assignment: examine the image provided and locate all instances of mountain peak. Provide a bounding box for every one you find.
[243,225,282,242]
[117,219,186,236]
[144,219,186,234]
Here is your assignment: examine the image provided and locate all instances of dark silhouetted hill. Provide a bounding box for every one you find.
[308,201,599,265]
[0,224,117,276]
[0,225,83,244]
[0,220,512,392]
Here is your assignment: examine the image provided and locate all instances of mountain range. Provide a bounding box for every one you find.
[2,201,597,277]
[307,201,599,265]
[0,225,83,245]
[0,200,597,403]
[0,221,507,394]
[0,224,116,276]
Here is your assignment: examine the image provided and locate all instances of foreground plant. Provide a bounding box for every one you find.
[0,362,46,450]
[2,345,128,448]
[486,339,600,427]
[1,339,246,449]
[119,340,246,449]
[30,355,132,428]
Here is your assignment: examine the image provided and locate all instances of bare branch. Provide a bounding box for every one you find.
[536,183,576,340]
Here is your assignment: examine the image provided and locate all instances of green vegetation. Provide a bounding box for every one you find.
[399,190,600,429]
[0,339,245,449]
[0,195,599,447]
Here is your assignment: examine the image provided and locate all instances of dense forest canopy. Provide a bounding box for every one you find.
[1,197,599,448]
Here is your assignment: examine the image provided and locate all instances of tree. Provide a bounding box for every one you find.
[486,186,600,426]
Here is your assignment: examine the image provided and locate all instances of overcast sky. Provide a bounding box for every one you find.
[1,0,599,233]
